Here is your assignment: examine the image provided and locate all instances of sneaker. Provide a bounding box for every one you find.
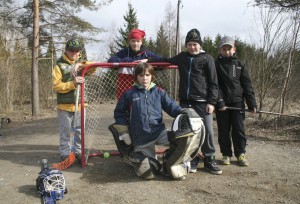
[190,156,200,173]
[220,156,231,165]
[204,157,222,175]
[237,154,249,166]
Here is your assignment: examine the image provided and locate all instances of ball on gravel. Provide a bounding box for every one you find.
[103,152,110,159]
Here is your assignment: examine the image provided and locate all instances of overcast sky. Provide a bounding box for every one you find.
[81,0,257,60]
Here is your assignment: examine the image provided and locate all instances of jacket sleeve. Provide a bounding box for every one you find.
[240,62,257,109]
[166,53,182,65]
[52,65,76,93]
[146,51,165,62]
[215,60,225,109]
[217,90,225,109]
[108,49,134,62]
[114,93,130,125]
[206,54,219,105]
[160,89,182,118]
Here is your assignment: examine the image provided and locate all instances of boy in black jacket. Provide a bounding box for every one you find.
[215,36,257,166]
[168,29,222,175]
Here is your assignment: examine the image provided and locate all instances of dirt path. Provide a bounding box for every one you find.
[0,116,299,204]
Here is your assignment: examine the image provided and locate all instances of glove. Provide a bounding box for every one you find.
[181,108,198,118]
[217,99,225,110]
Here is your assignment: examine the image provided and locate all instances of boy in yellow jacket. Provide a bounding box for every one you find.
[52,39,89,162]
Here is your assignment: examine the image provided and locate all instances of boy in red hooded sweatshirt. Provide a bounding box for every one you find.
[108,29,164,99]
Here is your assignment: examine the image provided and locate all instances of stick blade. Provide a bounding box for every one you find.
[52,152,76,170]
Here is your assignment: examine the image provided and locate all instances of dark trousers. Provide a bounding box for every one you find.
[180,101,216,157]
[216,103,246,158]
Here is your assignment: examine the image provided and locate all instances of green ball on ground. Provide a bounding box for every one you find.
[103,152,110,159]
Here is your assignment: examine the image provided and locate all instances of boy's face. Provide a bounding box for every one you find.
[65,49,81,61]
[186,42,201,55]
[137,70,152,89]
[129,39,143,51]
[220,45,236,57]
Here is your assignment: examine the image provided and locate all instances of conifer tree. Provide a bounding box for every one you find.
[116,3,139,49]
[155,24,169,58]
[147,38,156,54]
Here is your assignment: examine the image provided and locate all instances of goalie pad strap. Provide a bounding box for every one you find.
[128,151,161,180]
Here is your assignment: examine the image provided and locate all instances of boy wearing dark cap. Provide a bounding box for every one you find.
[53,39,90,162]
[167,29,222,175]
[108,29,164,100]
[215,36,257,166]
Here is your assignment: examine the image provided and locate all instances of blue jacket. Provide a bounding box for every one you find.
[114,83,182,146]
[108,47,164,62]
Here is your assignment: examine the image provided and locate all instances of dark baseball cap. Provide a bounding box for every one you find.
[65,39,83,51]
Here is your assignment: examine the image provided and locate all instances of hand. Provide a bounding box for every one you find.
[206,104,215,114]
[70,63,85,77]
[73,76,84,85]
[133,59,148,63]
[251,108,257,114]
[219,107,227,111]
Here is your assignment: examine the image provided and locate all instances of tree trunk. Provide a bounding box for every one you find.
[279,16,300,114]
[32,0,40,116]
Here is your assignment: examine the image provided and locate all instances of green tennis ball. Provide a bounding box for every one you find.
[103,152,110,159]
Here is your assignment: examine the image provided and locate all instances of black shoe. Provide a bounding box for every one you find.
[204,156,222,175]
[190,156,200,173]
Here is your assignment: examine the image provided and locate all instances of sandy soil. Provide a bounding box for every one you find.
[0,109,299,204]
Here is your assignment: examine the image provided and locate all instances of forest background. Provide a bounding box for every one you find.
[0,0,299,126]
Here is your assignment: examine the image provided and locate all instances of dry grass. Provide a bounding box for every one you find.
[246,116,300,143]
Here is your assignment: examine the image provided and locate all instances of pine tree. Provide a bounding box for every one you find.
[147,38,156,53]
[10,0,107,49]
[116,3,139,49]
[155,24,169,58]
[202,36,216,58]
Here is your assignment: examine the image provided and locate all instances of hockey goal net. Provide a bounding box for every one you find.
[80,62,178,167]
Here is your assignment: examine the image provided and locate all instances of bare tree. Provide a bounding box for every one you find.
[279,11,300,114]
[32,0,39,116]
[163,2,176,57]
[249,7,293,115]
[254,0,300,9]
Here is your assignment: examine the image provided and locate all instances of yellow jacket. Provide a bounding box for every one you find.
[52,53,94,112]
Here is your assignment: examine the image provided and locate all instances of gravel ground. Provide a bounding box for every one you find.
[0,111,299,204]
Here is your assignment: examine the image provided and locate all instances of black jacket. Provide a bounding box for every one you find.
[215,54,257,109]
[168,51,218,105]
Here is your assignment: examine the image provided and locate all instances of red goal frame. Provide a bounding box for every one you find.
[79,62,177,168]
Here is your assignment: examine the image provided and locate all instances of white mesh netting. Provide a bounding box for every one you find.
[81,63,177,166]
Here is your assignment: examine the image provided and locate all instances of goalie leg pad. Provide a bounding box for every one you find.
[128,151,161,180]
[169,162,191,180]
[163,112,205,179]
[108,124,133,157]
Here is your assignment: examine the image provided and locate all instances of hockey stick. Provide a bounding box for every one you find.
[225,106,300,118]
[52,85,80,170]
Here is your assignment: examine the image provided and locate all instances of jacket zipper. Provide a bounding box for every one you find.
[145,91,149,128]
[232,64,236,77]
[187,58,193,99]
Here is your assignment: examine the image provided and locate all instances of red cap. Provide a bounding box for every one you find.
[129,29,146,40]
